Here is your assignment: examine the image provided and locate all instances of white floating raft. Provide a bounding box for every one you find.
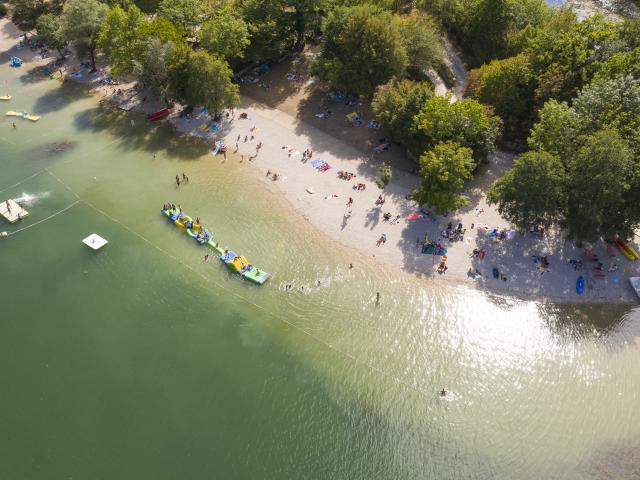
[0,199,28,223]
[82,233,108,250]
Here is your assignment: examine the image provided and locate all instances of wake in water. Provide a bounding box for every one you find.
[13,191,50,207]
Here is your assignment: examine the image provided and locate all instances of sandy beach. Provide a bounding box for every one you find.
[2,17,640,304]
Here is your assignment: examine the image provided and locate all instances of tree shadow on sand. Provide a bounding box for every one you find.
[73,105,212,160]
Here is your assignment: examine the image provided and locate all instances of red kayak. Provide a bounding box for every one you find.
[147,108,171,121]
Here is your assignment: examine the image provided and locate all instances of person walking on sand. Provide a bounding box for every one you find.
[12,122,16,130]
[182,172,188,182]
[175,174,180,186]
[347,197,353,206]
[237,134,240,142]
[244,135,248,143]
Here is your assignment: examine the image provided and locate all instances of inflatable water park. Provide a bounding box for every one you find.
[161,205,270,285]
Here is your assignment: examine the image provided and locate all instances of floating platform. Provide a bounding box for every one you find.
[0,199,29,223]
[5,110,40,121]
[82,233,108,250]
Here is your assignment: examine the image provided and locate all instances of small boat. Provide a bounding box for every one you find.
[576,275,585,295]
[0,95,12,101]
[24,114,40,122]
[147,108,171,121]
[614,238,639,261]
[5,110,21,117]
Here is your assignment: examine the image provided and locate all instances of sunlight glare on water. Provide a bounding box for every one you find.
[0,61,639,480]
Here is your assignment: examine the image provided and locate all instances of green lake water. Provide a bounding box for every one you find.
[1,66,639,479]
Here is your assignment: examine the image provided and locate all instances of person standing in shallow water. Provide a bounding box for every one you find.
[376,292,380,305]
[175,174,180,186]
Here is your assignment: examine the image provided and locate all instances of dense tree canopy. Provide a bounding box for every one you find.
[466,54,535,137]
[200,4,250,60]
[487,151,566,228]
[12,0,48,33]
[372,79,433,153]
[60,0,109,71]
[36,13,67,59]
[169,50,240,112]
[133,38,176,101]
[312,4,408,97]
[564,130,639,241]
[158,0,204,35]
[414,141,475,213]
[393,12,443,75]
[527,100,579,160]
[97,4,145,76]
[414,95,502,160]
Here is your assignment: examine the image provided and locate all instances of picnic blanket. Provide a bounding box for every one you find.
[311,159,331,172]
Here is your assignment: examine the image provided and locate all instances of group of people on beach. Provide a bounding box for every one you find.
[175,172,189,186]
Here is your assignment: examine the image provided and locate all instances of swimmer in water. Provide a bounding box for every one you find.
[440,388,447,397]
[376,292,380,305]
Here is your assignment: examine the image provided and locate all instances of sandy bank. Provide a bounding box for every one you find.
[2,17,640,304]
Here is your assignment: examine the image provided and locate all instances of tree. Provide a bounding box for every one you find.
[200,4,250,60]
[372,79,433,152]
[11,0,48,34]
[158,0,204,36]
[414,95,502,160]
[239,0,295,62]
[526,12,618,103]
[170,50,239,112]
[134,0,162,13]
[133,38,175,101]
[527,100,579,161]
[393,12,443,75]
[466,54,535,137]
[61,0,109,72]
[597,49,640,81]
[36,13,67,59]
[465,0,513,64]
[487,151,566,229]
[311,4,407,97]
[138,16,186,45]
[289,0,327,49]
[564,130,639,241]
[572,75,640,155]
[376,162,392,188]
[414,141,475,213]
[97,5,145,76]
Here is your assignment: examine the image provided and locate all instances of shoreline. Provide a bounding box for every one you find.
[2,18,639,304]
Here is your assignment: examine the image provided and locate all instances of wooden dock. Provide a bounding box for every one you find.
[0,199,29,223]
